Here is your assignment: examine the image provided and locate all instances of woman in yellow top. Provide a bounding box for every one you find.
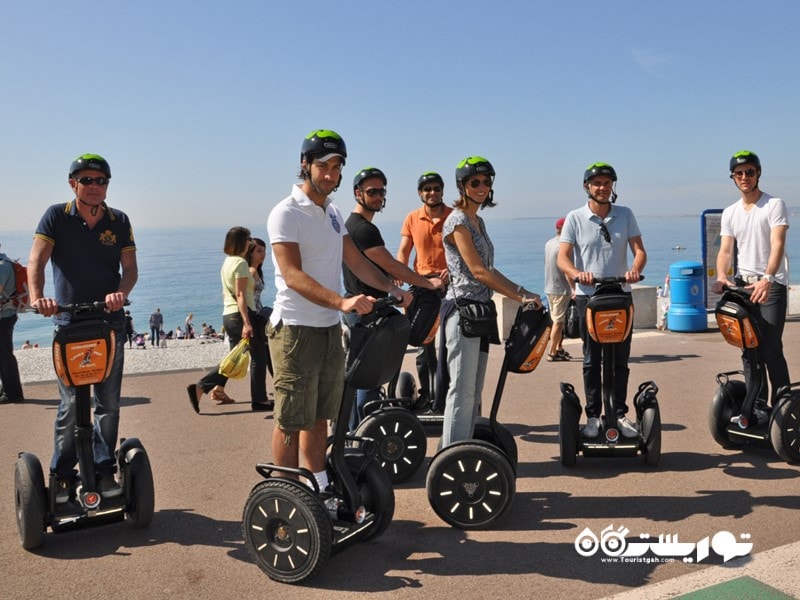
[186,226,257,413]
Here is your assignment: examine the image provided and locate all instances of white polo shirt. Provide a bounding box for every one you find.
[267,184,346,327]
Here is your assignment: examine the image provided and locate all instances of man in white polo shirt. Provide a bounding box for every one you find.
[266,129,411,493]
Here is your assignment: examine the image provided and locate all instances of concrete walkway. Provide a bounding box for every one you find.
[2,318,799,599]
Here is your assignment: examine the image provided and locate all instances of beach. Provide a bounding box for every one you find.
[16,337,229,384]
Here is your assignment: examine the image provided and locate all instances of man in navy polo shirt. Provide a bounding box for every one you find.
[28,153,138,504]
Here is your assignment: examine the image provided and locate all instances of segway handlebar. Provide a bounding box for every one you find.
[572,275,645,285]
[34,299,131,316]
[371,295,402,310]
[721,283,754,298]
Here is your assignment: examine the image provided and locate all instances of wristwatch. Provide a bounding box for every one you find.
[763,274,775,283]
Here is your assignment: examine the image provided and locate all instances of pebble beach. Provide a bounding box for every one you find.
[15,337,230,384]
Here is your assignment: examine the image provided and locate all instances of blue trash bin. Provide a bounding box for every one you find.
[668,261,707,332]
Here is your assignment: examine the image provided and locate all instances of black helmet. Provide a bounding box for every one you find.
[69,153,111,178]
[353,167,387,190]
[417,171,444,190]
[301,129,347,165]
[729,150,761,172]
[583,162,617,183]
[455,156,495,188]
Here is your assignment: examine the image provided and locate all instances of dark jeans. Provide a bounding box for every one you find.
[0,314,23,400]
[576,294,632,418]
[416,341,437,401]
[198,311,269,404]
[737,280,790,404]
[150,327,160,346]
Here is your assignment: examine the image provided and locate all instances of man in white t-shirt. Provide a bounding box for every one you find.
[712,150,790,417]
[266,130,411,493]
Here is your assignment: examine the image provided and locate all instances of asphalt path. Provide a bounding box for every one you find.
[2,320,800,599]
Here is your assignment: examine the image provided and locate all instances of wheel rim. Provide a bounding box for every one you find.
[428,444,514,528]
[243,481,332,583]
[357,410,426,483]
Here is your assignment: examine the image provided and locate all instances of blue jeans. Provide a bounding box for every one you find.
[150,327,160,345]
[343,311,381,431]
[441,310,488,448]
[50,321,125,479]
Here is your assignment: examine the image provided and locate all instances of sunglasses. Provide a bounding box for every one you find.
[468,177,493,189]
[730,169,756,179]
[76,176,110,186]
[364,188,387,198]
[422,185,442,193]
[599,222,611,243]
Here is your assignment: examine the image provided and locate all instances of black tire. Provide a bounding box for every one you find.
[344,453,395,541]
[640,405,661,466]
[14,453,47,550]
[242,480,333,584]
[473,417,518,471]
[770,397,800,464]
[709,381,746,449]
[559,402,580,467]
[355,408,427,483]
[396,370,418,406]
[125,449,155,528]
[426,442,515,530]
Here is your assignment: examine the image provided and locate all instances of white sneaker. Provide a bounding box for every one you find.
[617,416,639,438]
[583,417,600,438]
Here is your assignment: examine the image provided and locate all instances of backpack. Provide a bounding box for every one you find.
[0,259,29,313]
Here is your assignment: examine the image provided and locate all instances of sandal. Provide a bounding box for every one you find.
[547,354,569,362]
[557,349,572,359]
[211,388,236,404]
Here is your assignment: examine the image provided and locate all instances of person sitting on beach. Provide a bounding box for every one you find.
[22,340,33,350]
[176,325,185,339]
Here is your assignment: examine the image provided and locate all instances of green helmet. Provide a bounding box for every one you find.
[69,153,111,178]
[353,167,387,190]
[455,156,495,187]
[729,150,761,172]
[301,129,347,165]
[583,162,617,183]
[417,171,444,190]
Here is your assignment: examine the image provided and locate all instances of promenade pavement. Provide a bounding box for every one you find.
[1,317,799,599]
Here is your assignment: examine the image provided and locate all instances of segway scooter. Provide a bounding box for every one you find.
[14,301,154,550]
[559,277,661,467]
[426,303,552,529]
[242,297,409,584]
[709,284,800,463]
[350,286,441,483]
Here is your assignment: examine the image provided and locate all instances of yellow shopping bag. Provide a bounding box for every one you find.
[218,338,250,379]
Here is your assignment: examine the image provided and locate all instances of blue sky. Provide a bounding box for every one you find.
[2,1,799,233]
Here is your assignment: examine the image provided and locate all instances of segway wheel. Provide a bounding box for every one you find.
[426,441,515,530]
[125,450,155,528]
[242,480,332,584]
[708,381,746,449]
[770,396,800,464]
[345,452,395,541]
[640,405,662,466]
[473,417,518,471]
[396,371,418,405]
[14,453,47,550]
[355,408,427,483]
[559,402,580,467]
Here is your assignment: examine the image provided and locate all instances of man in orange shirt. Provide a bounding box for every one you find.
[397,172,452,412]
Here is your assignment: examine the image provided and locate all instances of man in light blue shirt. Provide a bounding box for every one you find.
[558,163,647,438]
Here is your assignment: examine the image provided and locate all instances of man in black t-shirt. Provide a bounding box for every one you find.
[343,167,443,429]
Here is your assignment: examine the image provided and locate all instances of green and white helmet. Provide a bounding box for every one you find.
[69,153,111,178]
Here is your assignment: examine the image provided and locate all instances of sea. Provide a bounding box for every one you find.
[4,213,800,349]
